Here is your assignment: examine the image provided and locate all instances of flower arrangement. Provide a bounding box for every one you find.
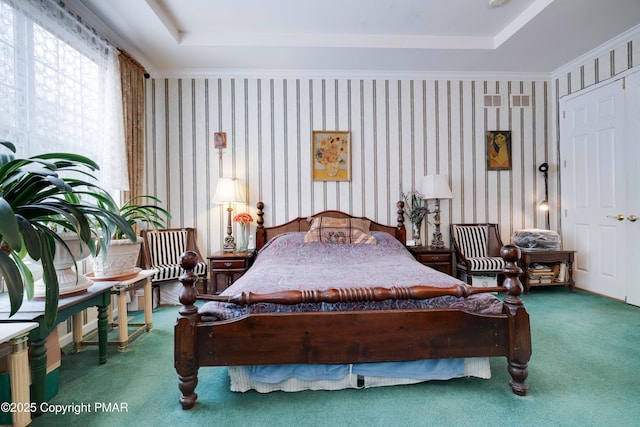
[233,213,254,224]
[233,213,253,251]
[402,190,428,225]
[315,135,346,166]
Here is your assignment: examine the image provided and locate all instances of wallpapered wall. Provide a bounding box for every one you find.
[144,77,552,255]
[143,27,640,257]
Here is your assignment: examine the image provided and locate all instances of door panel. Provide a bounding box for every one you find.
[625,72,640,306]
[560,78,626,300]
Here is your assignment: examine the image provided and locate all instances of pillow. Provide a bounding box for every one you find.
[304,217,377,244]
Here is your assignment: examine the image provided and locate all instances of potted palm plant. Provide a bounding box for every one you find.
[91,195,171,279]
[0,141,137,326]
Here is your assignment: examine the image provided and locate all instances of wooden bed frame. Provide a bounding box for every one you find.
[175,202,531,409]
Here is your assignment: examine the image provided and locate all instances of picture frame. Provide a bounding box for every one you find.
[213,132,227,149]
[312,131,351,181]
[486,130,512,170]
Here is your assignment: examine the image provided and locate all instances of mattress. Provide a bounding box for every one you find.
[198,231,502,391]
[200,232,503,320]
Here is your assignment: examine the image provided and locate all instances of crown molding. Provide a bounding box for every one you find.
[151,68,551,82]
[552,23,640,79]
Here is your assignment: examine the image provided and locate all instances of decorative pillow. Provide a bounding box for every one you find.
[304,217,377,244]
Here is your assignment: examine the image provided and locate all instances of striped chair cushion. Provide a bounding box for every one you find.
[458,257,505,272]
[453,226,488,258]
[153,261,207,282]
[146,230,206,282]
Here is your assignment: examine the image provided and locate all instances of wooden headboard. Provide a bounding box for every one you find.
[254,201,406,250]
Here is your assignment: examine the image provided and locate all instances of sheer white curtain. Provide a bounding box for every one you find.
[0,0,128,190]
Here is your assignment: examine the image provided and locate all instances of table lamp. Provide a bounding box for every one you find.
[421,174,454,248]
[212,177,245,252]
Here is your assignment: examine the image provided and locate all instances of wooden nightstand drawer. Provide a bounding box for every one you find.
[407,247,454,277]
[416,253,452,263]
[208,251,256,294]
[210,259,248,270]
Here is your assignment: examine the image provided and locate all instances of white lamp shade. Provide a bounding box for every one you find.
[212,178,245,204]
[421,175,453,200]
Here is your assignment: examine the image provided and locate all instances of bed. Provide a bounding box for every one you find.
[175,201,531,409]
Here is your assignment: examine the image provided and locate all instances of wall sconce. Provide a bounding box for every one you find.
[421,174,454,248]
[212,177,245,252]
[538,162,550,229]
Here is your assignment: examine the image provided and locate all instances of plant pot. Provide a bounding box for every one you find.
[91,238,142,280]
[34,233,94,298]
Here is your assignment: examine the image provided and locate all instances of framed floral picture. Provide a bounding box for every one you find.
[312,131,351,181]
[486,130,512,170]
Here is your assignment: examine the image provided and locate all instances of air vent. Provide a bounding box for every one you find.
[483,95,503,108]
[510,94,531,108]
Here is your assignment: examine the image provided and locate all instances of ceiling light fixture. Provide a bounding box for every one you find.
[489,0,509,7]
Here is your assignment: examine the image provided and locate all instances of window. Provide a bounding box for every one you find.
[0,0,127,190]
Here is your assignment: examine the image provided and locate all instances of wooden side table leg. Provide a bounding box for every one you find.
[98,305,108,364]
[9,333,32,427]
[108,294,115,327]
[72,312,84,352]
[144,278,153,330]
[567,259,575,292]
[117,291,128,351]
[29,336,46,414]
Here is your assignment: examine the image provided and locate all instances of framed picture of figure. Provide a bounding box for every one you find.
[214,132,227,149]
[486,130,512,170]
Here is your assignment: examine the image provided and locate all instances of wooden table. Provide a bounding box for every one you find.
[80,269,156,351]
[0,322,38,427]
[519,249,576,293]
[0,281,113,413]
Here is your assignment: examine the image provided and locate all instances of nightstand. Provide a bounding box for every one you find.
[407,246,454,276]
[208,251,256,294]
[519,249,575,293]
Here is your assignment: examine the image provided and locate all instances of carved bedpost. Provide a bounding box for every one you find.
[500,244,531,396]
[175,251,200,409]
[396,200,406,244]
[256,201,267,250]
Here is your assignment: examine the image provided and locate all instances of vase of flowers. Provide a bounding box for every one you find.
[402,190,428,245]
[233,213,254,252]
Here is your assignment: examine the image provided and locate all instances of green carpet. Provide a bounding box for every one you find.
[29,287,640,426]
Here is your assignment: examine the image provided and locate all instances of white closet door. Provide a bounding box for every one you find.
[560,78,627,300]
[624,72,640,306]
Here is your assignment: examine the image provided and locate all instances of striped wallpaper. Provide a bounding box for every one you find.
[145,77,552,255]
[144,26,640,257]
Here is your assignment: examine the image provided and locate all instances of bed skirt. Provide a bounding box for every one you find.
[228,358,491,393]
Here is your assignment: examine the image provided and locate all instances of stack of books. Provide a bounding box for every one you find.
[527,263,555,284]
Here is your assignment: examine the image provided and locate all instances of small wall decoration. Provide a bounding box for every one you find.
[214,132,227,149]
[486,130,512,170]
[312,131,351,181]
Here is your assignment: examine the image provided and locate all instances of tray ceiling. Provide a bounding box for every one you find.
[72,0,640,77]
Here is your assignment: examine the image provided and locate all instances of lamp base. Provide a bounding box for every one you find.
[223,235,237,252]
[429,198,446,249]
[430,232,446,249]
[223,203,237,252]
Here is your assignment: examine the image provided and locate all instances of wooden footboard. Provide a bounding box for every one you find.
[175,245,531,409]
